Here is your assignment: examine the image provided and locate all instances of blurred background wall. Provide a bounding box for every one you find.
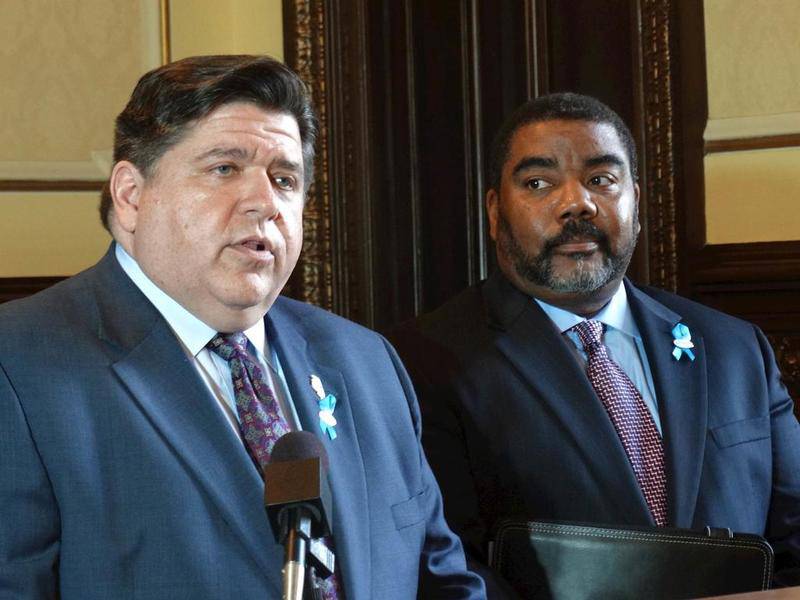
[1,0,798,402]
[0,0,282,279]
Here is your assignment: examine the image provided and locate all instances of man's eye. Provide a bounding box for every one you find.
[274,176,296,191]
[526,178,552,190]
[589,175,614,186]
[213,164,235,176]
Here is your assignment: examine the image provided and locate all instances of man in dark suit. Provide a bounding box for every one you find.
[0,55,485,599]
[391,93,800,596]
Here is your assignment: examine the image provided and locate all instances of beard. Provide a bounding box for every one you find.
[497,211,638,294]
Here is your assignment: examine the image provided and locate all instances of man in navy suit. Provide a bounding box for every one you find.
[0,55,485,599]
[391,93,800,596]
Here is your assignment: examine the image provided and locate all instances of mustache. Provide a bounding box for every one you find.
[541,220,611,255]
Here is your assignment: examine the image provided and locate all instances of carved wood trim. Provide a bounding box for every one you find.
[691,241,800,284]
[326,0,373,325]
[771,335,800,382]
[284,0,374,321]
[282,0,334,311]
[705,133,800,154]
[767,334,800,406]
[0,180,104,192]
[638,0,678,292]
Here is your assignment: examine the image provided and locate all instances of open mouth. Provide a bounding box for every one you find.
[241,240,267,252]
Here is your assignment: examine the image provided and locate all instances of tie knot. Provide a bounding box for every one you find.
[572,320,604,351]
[207,332,249,361]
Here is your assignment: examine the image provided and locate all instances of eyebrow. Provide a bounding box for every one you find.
[193,149,303,175]
[272,158,303,174]
[584,153,626,170]
[194,147,252,162]
[511,156,558,177]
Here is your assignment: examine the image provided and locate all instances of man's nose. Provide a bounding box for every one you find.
[241,169,279,219]
[556,180,598,221]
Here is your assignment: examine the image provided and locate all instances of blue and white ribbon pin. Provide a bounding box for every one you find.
[671,323,696,362]
[310,374,338,440]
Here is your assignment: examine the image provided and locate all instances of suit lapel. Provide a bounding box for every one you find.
[626,281,708,527]
[484,273,652,523]
[267,301,371,600]
[92,249,283,594]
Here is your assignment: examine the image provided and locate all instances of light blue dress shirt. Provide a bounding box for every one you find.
[535,283,662,434]
[114,243,301,436]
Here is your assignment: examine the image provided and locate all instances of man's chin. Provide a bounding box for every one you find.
[539,261,616,295]
[549,249,604,268]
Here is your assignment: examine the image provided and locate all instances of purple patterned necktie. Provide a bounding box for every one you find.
[208,333,343,599]
[207,333,290,470]
[572,320,668,526]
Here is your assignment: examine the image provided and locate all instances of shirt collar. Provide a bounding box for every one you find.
[114,243,267,359]
[534,281,641,340]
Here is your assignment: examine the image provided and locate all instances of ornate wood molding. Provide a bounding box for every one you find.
[284,0,373,322]
[767,334,800,407]
[705,133,800,154]
[639,0,678,292]
[0,180,104,192]
[283,0,334,311]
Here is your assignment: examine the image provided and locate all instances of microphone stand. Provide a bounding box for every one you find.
[281,511,335,600]
[305,538,335,600]
[283,512,311,600]
[304,565,323,600]
[263,434,336,600]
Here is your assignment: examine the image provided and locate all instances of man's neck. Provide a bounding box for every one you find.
[504,271,623,317]
[539,289,616,318]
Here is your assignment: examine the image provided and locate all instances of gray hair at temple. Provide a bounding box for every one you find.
[99,54,318,232]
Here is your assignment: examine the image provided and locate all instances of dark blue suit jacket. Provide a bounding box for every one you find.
[0,248,485,599]
[391,271,800,595]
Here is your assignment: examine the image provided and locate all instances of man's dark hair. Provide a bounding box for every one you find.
[99,54,318,232]
[487,92,638,191]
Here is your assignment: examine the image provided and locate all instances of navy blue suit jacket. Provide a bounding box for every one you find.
[391,271,800,595]
[0,248,485,599]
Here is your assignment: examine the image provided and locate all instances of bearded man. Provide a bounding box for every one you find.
[391,93,800,598]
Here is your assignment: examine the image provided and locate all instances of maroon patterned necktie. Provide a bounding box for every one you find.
[207,333,290,470]
[572,320,668,526]
[208,333,343,599]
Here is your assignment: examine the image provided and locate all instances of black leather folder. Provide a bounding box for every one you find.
[489,520,773,599]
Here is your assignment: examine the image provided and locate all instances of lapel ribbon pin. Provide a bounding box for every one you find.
[310,374,338,440]
[671,323,696,362]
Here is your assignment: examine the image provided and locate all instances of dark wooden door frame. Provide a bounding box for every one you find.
[282,0,680,321]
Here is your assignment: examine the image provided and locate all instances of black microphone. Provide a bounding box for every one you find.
[264,431,335,600]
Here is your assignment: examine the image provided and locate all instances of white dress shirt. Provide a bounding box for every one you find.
[114,243,301,439]
[535,283,662,433]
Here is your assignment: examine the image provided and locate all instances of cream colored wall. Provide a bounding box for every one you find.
[704,0,800,120]
[703,0,800,244]
[0,0,283,277]
[170,0,284,60]
[705,147,800,244]
[0,192,111,277]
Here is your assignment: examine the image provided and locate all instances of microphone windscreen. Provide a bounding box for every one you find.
[271,430,330,472]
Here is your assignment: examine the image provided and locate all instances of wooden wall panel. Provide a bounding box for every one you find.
[5,0,796,405]
[283,0,797,401]
[284,0,681,331]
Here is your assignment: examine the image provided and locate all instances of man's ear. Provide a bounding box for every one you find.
[109,161,145,234]
[486,188,500,242]
[633,181,642,236]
